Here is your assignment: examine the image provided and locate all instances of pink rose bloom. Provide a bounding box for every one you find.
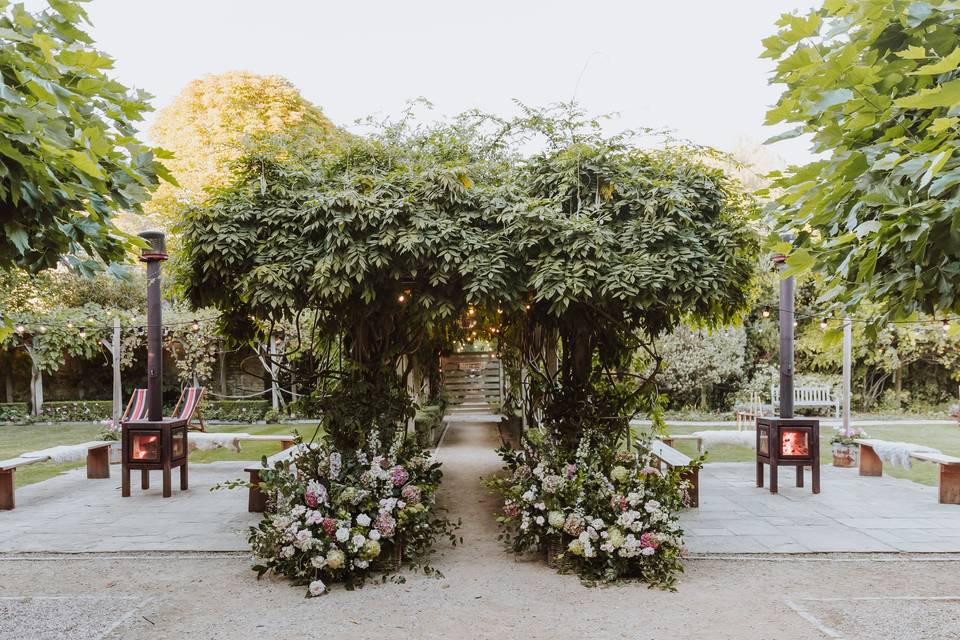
[640,532,659,549]
[321,518,337,537]
[375,513,397,538]
[304,481,327,508]
[503,501,521,518]
[611,495,629,511]
[401,484,422,505]
[390,466,409,486]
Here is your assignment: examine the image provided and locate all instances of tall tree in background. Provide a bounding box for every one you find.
[765,1,960,326]
[0,0,167,274]
[147,71,339,227]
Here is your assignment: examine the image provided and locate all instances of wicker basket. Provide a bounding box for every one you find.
[544,535,565,568]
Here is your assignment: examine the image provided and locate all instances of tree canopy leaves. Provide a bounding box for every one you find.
[148,71,340,228]
[765,0,960,323]
[0,0,165,272]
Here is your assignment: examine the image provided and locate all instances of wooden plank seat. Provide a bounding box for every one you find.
[855,438,960,504]
[0,440,113,510]
[771,384,839,417]
[648,439,699,508]
[243,445,302,513]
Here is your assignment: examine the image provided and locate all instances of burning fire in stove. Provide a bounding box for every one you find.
[780,429,809,457]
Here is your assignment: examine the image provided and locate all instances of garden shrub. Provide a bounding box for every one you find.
[414,404,444,448]
[200,400,270,422]
[38,401,113,422]
[0,402,28,422]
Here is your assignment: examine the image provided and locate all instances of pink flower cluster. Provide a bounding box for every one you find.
[640,532,658,549]
[321,518,337,537]
[375,513,396,538]
[390,466,409,486]
[401,484,421,505]
[503,500,521,518]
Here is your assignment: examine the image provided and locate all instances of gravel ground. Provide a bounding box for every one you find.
[1,420,958,639]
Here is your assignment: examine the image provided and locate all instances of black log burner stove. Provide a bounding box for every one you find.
[756,253,820,494]
[121,231,188,498]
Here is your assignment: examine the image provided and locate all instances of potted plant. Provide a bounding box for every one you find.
[830,426,867,467]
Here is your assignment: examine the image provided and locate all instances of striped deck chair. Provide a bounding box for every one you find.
[120,388,149,423]
[172,386,206,432]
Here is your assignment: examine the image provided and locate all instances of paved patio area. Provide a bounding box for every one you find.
[3,458,959,556]
[0,462,255,553]
[682,462,960,553]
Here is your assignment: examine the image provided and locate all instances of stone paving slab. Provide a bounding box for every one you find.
[681,462,960,554]
[0,462,256,553]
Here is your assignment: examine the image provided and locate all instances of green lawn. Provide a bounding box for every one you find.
[634,422,960,487]
[0,422,321,488]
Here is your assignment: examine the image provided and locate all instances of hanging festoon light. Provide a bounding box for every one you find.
[762,308,770,318]
[78,326,87,339]
[943,319,951,333]
[820,318,829,331]
[190,320,201,332]
[397,293,406,303]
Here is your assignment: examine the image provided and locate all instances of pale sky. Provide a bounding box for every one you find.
[58,0,819,165]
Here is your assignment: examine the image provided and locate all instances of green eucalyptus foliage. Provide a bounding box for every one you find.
[0,0,168,273]
[765,0,960,324]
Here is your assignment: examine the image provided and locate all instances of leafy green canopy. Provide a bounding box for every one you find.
[181,118,515,368]
[0,0,167,272]
[765,0,960,323]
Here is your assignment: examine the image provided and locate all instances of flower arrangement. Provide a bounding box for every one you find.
[830,426,867,446]
[242,432,458,596]
[487,427,698,589]
[96,418,120,441]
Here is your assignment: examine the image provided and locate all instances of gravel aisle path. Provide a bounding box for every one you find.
[2,419,959,639]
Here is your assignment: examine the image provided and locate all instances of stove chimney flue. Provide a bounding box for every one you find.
[139,230,168,422]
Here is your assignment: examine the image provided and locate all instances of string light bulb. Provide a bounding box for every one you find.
[762,309,770,318]
[191,321,200,332]
[39,325,47,334]
[820,318,828,330]
[943,319,951,332]
[78,327,87,339]
[793,320,798,328]
[397,293,406,303]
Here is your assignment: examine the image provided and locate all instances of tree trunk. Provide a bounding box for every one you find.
[4,374,12,404]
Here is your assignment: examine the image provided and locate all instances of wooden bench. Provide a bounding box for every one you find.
[855,438,960,504]
[772,384,839,417]
[243,445,301,513]
[648,439,699,508]
[0,441,113,510]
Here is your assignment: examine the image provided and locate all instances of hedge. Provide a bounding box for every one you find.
[0,399,271,423]
[0,402,28,422]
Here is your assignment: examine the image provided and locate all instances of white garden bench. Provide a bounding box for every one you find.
[855,438,960,504]
[648,439,699,508]
[0,441,113,510]
[243,444,302,512]
[771,384,839,417]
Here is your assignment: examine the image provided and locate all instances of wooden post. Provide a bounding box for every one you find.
[218,346,227,397]
[859,444,883,476]
[248,470,266,512]
[112,318,122,427]
[86,446,110,479]
[269,337,279,411]
[4,374,12,404]
[842,318,852,431]
[0,469,14,510]
[940,465,960,504]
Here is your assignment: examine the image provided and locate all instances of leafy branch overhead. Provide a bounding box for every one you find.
[764,1,960,325]
[0,0,169,273]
